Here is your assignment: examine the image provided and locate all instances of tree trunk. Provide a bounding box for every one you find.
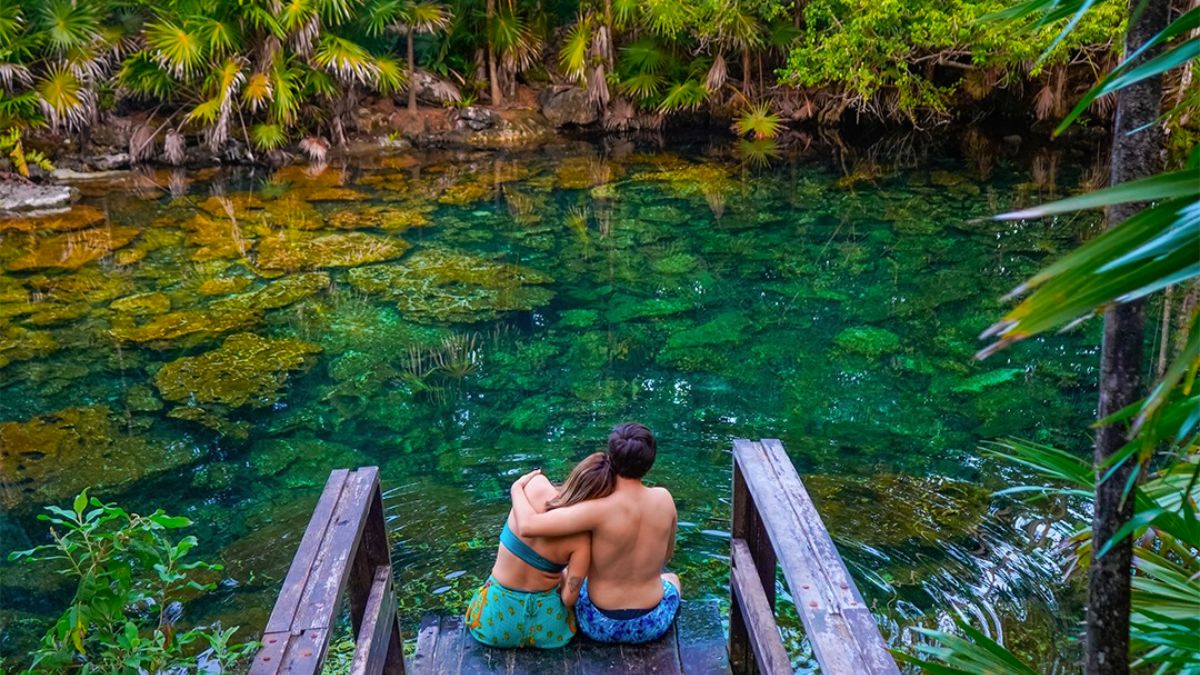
[407,32,417,114]
[486,0,502,106]
[1086,1,1168,673]
[742,48,751,97]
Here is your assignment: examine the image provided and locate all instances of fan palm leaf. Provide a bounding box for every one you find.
[146,19,207,77]
[36,64,90,129]
[407,1,451,34]
[656,79,707,112]
[559,18,590,82]
[38,0,101,54]
[312,34,379,85]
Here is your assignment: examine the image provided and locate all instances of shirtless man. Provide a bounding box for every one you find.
[510,422,680,644]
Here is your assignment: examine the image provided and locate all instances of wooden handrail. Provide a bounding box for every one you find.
[251,467,405,675]
[729,439,899,675]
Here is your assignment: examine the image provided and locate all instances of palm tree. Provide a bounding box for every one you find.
[392,1,452,113]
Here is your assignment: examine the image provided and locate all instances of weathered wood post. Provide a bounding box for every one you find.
[729,442,777,674]
[252,467,405,675]
[729,439,899,675]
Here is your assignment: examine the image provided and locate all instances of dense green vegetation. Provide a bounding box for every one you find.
[8,491,256,673]
[0,0,1126,159]
[905,0,1199,672]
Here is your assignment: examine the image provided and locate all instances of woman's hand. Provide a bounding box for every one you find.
[511,469,542,493]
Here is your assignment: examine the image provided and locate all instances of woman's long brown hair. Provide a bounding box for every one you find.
[545,452,615,510]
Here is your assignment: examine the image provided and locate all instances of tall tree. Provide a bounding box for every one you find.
[395,2,452,113]
[1087,0,1169,672]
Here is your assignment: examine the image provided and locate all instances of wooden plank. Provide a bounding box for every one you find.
[349,477,391,638]
[292,468,379,632]
[350,565,399,675]
[730,539,793,675]
[676,600,731,675]
[262,469,350,635]
[732,439,898,675]
[457,640,514,675]
[632,620,684,674]
[410,615,443,675]
[277,628,329,673]
[429,615,467,675]
[252,631,292,674]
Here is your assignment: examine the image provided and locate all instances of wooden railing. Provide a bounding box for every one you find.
[729,439,899,675]
[251,466,405,675]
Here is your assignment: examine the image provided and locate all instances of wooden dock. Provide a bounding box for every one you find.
[249,440,899,674]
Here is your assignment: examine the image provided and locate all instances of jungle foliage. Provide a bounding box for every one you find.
[7,490,257,673]
[905,0,1200,672]
[0,0,1126,158]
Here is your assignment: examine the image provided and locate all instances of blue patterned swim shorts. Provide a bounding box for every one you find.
[576,578,680,644]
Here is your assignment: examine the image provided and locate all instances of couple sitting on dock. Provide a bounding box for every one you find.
[465,422,680,649]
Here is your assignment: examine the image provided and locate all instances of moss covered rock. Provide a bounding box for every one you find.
[256,232,409,271]
[111,292,171,315]
[154,333,321,409]
[833,325,902,358]
[0,406,191,509]
[348,248,554,323]
[6,226,139,271]
[0,325,57,369]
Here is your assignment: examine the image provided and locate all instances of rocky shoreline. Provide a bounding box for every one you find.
[1,84,622,212]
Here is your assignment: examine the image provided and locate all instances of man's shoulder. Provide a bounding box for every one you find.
[647,485,676,511]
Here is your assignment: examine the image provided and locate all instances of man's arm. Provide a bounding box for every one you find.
[510,471,604,538]
[560,537,590,607]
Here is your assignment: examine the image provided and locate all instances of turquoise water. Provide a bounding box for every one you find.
[0,134,1099,670]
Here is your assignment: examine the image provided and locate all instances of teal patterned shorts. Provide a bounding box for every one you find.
[465,576,576,649]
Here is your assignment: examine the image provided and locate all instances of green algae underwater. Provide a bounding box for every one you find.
[0,134,1101,671]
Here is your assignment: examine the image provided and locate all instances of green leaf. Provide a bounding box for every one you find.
[995,171,1200,221]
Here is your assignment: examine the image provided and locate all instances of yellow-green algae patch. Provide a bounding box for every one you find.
[0,406,190,509]
[326,205,432,231]
[6,226,140,271]
[198,277,253,296]
[256,232,409,270]
[347,248,553,323]
[153,333,321,408]
[111,292,171,315]
[0,205,107,233]
[270,165,364,202]
[0,325,57,368]
[111,273,328,345]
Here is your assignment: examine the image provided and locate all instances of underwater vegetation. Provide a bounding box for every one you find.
[0,141,1100,670]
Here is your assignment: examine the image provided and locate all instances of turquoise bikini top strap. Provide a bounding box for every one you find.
[500,521,566,574]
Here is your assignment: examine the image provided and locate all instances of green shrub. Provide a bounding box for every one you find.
[8,490,258,673]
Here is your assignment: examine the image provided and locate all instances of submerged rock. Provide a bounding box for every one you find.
[0,325,57,369]
[0,205,106,233]
[6,226,139,271]
[154,333,321,409]
[112,307,261,345]
[805,473,991,548]
[833,325,902,358]
[0,181,77,211]
[111,292,171,315]
[348,248,554,323]
[0,406,191,509]
[256,232,409,271]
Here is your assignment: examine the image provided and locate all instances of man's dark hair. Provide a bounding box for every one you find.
[607,422,656,479]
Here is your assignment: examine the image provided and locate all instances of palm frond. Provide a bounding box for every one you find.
[250,122,289,150]
[36,64,91,129]
[559,18,591,82]
[312,34,379,85]
[38,0,101,54]
[656,79,707,113]
[146,19,207,77]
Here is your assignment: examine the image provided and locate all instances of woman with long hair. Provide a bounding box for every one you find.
[465,452,615,648]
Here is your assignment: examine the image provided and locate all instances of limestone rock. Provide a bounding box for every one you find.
[0,181,77,211]
[539,86,599,127]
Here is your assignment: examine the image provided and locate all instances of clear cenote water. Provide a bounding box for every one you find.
[0,132,1101,671]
